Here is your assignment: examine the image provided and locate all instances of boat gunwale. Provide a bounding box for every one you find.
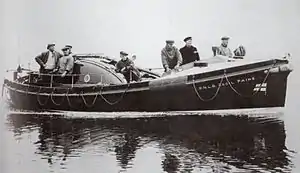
[187,59,286,81]
[188,62,281,84]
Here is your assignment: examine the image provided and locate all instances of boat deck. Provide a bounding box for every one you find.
[161,57,284,79]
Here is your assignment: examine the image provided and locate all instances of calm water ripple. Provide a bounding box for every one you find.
[1,108,298,173]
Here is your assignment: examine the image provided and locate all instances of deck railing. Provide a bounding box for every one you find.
[26,72,106,88]
[25,70,138,88]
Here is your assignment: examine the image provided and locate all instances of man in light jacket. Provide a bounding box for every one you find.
[161,40,182,73]
[57,46,74,77]
[217,36,233,58]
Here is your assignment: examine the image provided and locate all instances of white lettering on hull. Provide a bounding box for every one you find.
[198,76,256,91]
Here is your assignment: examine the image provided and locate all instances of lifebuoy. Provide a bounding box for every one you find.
[84,74,91,83]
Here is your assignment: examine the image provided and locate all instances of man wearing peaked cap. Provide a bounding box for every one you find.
[55,46,74,81]
[61,46,70,51]
[217,36,233,58]
[35,43,62,74]
[221,36,230,40]
[115,51,141,83]
[120,51,129,56]
[65,44,72,49]
[47,43,55,49]
[180,37,200,65]
[166,40,175,44]
[161,40,182,73]
[183,37,192,42]
[65,44,73,54]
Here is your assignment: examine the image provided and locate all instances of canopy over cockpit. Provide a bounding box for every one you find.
[20,53,160,87]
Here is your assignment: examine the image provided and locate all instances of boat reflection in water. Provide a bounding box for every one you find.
[7,112,293,172]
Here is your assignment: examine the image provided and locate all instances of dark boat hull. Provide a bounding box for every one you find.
[3,59,291,112]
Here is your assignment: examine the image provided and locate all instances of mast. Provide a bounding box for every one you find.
[16,35,22,73]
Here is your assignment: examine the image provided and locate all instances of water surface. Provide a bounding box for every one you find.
[1,107,298,173]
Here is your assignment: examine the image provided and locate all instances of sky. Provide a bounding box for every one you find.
[0,0,299,74]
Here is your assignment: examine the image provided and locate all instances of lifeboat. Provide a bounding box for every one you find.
[2,53,292,112]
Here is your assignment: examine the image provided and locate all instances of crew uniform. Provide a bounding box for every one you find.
[179,37,200,65]
[161,40,182,72]
[115,51,141,83]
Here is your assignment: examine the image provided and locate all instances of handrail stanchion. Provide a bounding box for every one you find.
[130,70,132,82]
[71,75,74,88]
[50,75,53,88]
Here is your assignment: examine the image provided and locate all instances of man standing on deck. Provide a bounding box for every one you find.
[55,46,74,83]
[115,51,141,83]
[216,36,233,58]
[65,44,76,61]
[65,44,85,84]
[65,44,83,63]
[179,37,200,65]
[161,40,183,72]
[35,43,62,74]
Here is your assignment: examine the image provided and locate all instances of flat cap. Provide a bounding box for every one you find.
[61,46,70,51]
[166,40,175,44]
[221,36,230,40]
[47,43,55,49]
[183,37,192,42]
[120,51,128,56]
[65,45,72,49]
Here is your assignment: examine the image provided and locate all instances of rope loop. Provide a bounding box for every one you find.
[99,83,130,105]
[36,86,50,106]
[66,89,75,108]
[192,74,224,102]
[80,90,99,108]
[50,88,66,106]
